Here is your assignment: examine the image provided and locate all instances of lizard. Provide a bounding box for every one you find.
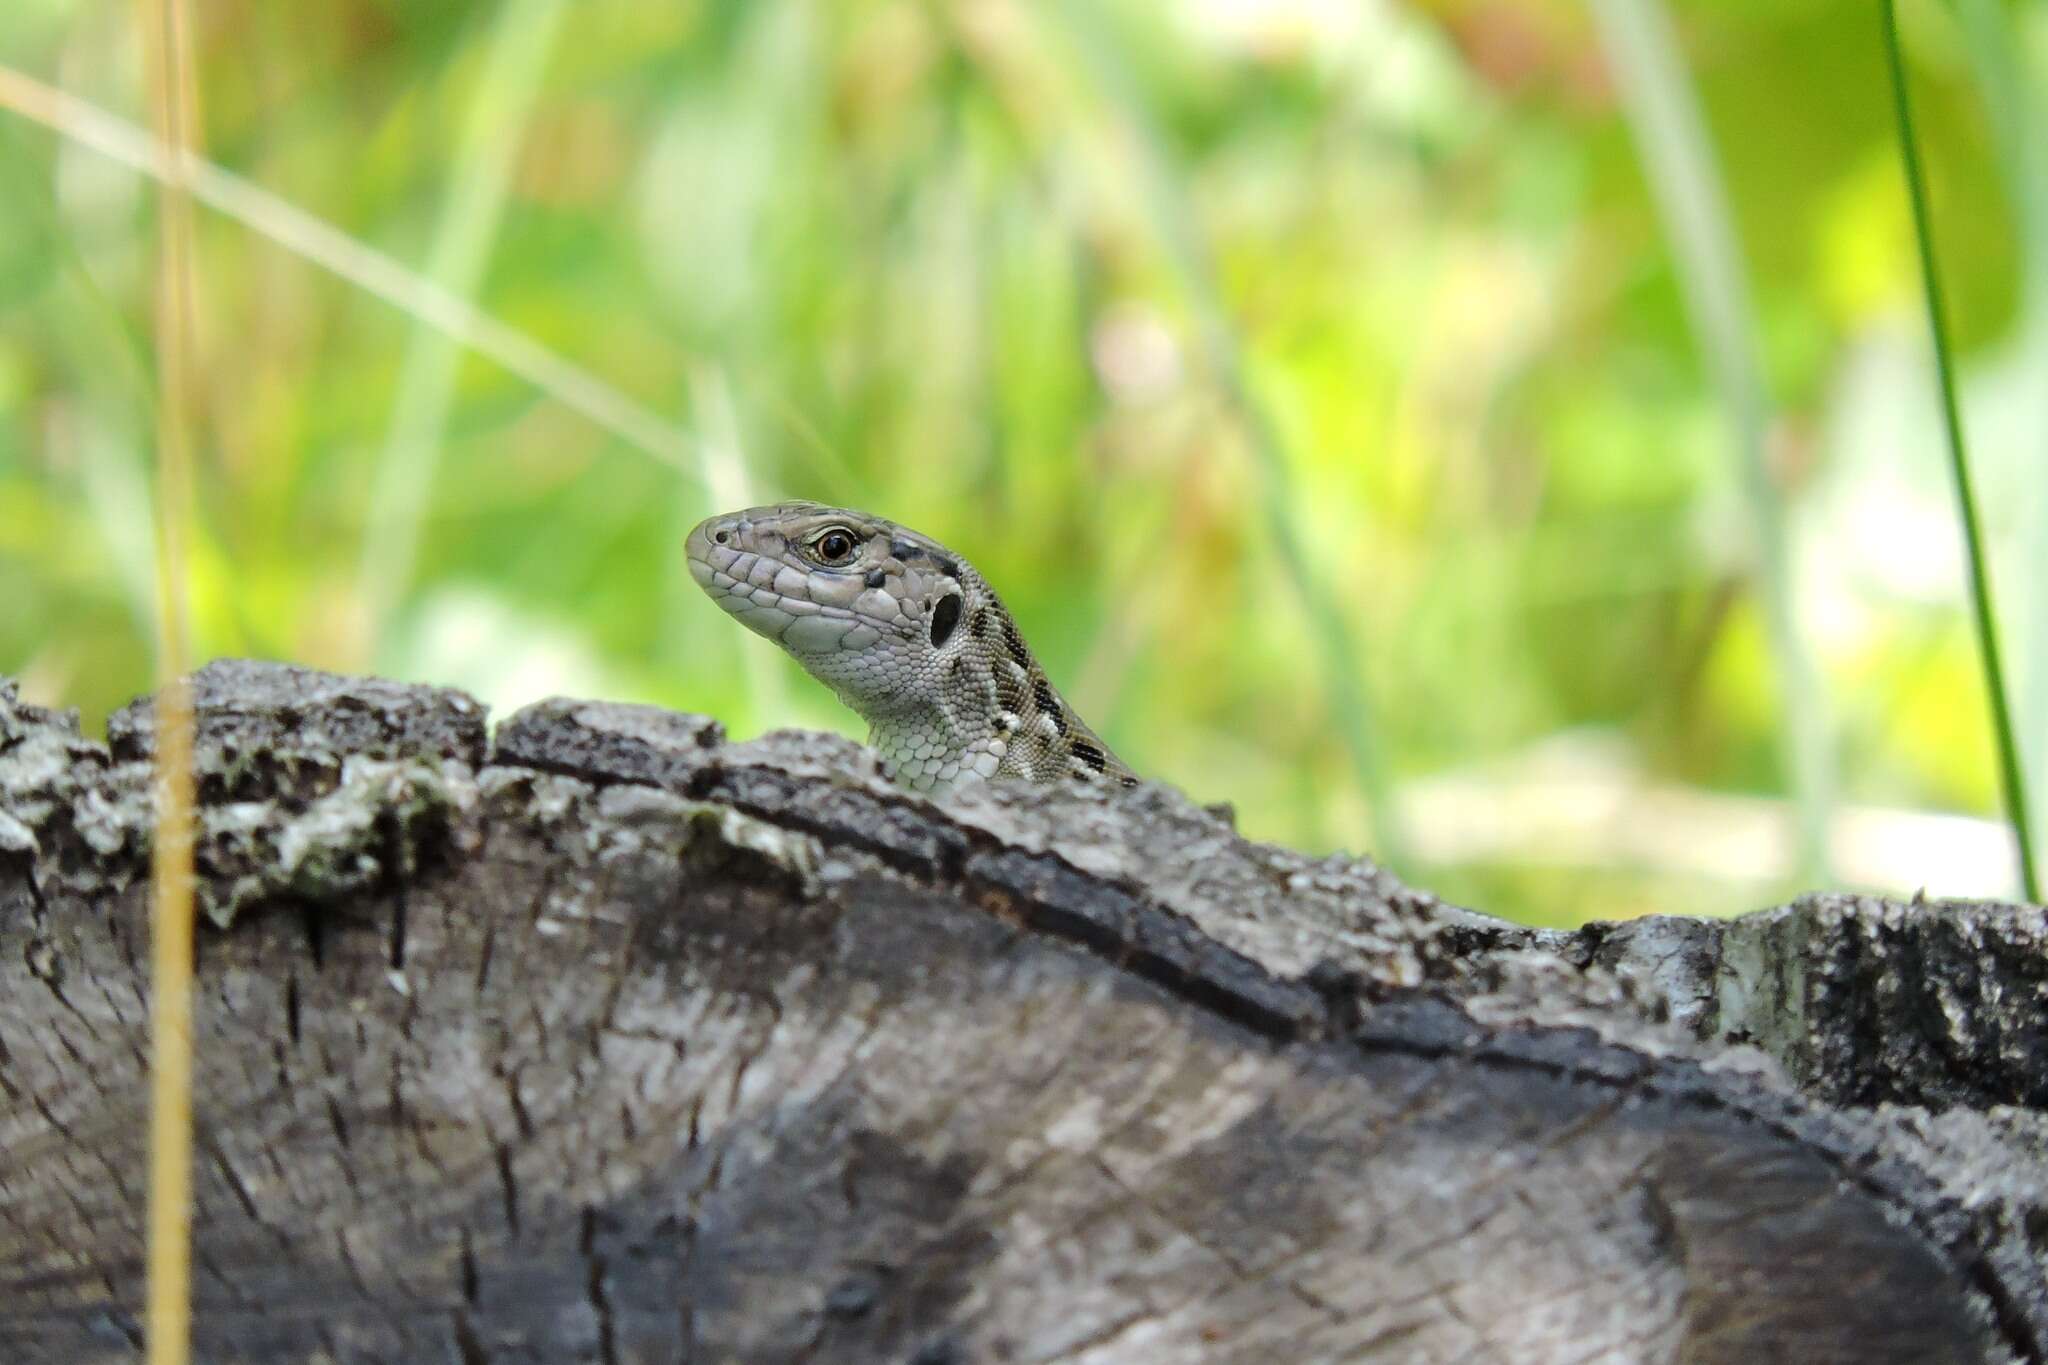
[685,501,1140,795]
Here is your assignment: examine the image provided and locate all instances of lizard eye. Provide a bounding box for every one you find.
[811,528,858,565]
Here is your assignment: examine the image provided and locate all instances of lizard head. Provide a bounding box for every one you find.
[685,501,973,720]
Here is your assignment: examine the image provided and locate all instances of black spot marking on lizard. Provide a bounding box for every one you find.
[1031,677,1066,733]
[932,555,960,581]
[865,569,888,589]
[930,593,963,648]
[1070,740,1108,773]
[993,662,1029,714]
[969,608,990,640]
[890,539,924,562]
[998,614,1032,669]
[1117,773,1139,788]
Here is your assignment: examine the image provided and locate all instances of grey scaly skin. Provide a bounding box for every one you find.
[685,501,1139,795]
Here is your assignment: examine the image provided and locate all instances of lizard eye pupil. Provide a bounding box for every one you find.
[815,530,856,563]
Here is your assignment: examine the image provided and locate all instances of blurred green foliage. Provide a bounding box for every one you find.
[2,0,2043,925]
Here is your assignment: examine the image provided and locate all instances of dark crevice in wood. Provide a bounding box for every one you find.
[450,1310,488,1365]
[587,1248,618,1365]
[494,1141,520,1239]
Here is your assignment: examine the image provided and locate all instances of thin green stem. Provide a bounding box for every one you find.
[1882,0,2040,901]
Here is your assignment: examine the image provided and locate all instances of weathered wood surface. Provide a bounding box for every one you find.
[0,659,2043,1363]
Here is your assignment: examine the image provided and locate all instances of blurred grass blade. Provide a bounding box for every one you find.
[1882,0,2040,902]
[683,364,791,721]
[0,124,156,400]
[357,0,568,652]
[137,0,200,1360]
[1954,0,2048,866]
[1049,0,1410,872]
[0,64,701,481]
[1590,0,1834,885]
[1954,0,2048,326]
[0,127,161,632]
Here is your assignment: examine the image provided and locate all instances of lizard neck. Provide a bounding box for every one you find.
[863,701,1001,794]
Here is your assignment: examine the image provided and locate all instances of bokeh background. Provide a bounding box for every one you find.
[2,0,2043,926]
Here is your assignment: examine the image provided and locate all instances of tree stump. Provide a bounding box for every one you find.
[0,659,2042,1362]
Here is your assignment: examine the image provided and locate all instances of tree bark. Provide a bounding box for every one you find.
[0,659,2042,1363]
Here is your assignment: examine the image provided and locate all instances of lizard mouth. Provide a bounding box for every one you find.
[685,517,903,654]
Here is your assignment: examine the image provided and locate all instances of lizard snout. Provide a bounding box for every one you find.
[685,514,740,588]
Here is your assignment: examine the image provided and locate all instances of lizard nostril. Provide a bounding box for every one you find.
[714,530,730,545]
